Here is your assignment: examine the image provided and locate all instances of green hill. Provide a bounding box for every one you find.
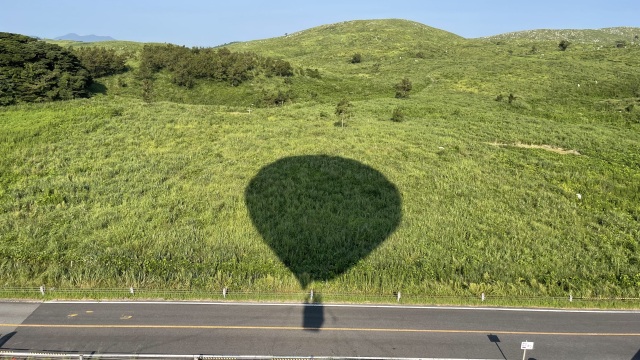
[1,19,639,303]
[229,19,464,63]
[484,27,640,44]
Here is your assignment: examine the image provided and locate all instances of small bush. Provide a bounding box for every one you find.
[141,79,154,103]
[263,90,294,106]
[335,99,353,127]
[559,40,570,51]
[351,53,362,64]
[395,77,412,99]
[306,68,321,79]
[391,107,405,122]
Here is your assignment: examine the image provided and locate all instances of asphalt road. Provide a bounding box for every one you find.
[1,301,640,359]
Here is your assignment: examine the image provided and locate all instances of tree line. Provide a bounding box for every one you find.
[0,33,91,105]
[137,44,293,88]
[0,33,131,105]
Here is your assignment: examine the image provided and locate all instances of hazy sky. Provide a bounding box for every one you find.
[2,0,638,47]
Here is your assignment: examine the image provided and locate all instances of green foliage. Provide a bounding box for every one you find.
[74,47,128,78]
[390,106,405,122]
[351,53,362,64]
[141,79,154,103]
[305,68,321,79]
[138,44,293,88]
[264,58,294,77]
[559,39,571,51]
[615,40,627,48]
[335,98,353,127]
[395,77,412,98]
[262,89,294,106]
[0,32,91,105]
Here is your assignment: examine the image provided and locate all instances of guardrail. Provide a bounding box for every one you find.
[0,352,451,360]
[0,286,639,307]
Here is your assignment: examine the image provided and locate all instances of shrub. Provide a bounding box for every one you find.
[335,99,353,127]
[141,79,154,103]
[262,90,294,106]
[559,40,570,51]
[265,58,294,77]
[306,68,321,79]
[74,47,128,78]
[137,44,291,87]
[395,77,412,99]
[391,107,405,122]
[350,53,362,64]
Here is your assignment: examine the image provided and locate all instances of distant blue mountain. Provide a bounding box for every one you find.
[54,33,116,42]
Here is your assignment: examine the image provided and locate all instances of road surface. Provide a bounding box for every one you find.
[1,301,640,359]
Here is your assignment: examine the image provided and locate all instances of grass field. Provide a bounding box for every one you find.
[1,20,639,301]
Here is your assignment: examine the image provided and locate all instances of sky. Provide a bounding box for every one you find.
[2,0,639,47]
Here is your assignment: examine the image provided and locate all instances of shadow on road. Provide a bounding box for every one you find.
[632,347,640,360]
[302,291,324,331]
[487,334,507,360]
[302,304,324,332]
[0,331,16,348]
[245,155,402,289]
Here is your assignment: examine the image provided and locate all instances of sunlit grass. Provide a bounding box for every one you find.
[1,92,638,298]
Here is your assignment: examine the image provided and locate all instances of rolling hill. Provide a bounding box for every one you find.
[484,27,640,44]
[229,19,464,62]
[1,19,639,304]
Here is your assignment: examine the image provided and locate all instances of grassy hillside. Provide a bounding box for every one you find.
[230,19,464,63]
[1,19,639,301]
[484,27,640,44]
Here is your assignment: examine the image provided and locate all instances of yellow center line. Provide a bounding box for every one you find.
[1,324,639,336]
